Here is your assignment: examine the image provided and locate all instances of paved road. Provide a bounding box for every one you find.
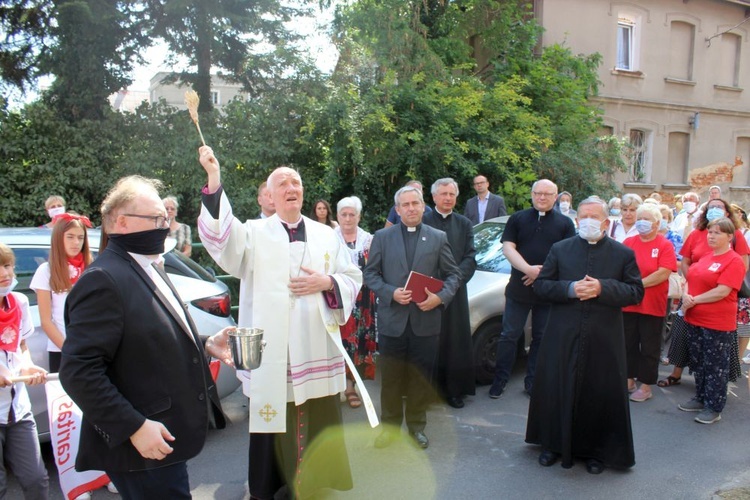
[13,362,750,499]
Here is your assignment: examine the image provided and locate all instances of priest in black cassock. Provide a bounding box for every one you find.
[423,178,477,408]
[526,196,644,475]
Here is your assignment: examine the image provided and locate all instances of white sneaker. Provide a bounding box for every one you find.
[106,481,119,493]
[74,493,91,500]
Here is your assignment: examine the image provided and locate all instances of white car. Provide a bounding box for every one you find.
[1,227,240,441]
[467,216,531,385]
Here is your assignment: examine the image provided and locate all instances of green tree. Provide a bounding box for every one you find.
[42,0,151,120]
[151,0,318,112]
[0,0,54,92]
[328,0,625,212]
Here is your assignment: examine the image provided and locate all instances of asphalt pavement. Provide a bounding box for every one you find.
[12,361,750,500]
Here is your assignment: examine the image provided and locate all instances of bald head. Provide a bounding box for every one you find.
[267,166,304,222]
[531,179,558,212]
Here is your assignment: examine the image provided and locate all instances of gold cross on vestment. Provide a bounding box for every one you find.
[259,404,278,422]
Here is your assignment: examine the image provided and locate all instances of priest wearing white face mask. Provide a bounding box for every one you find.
[526,196,644,475]
[671,191,700,240]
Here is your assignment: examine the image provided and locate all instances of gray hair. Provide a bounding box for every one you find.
[531,179,558,194]
[431,178,459,196]
[266,166,302,193]
[577,196,608,217]
[683,191,699,203]
[162,195,179,210]
[101,175,163,231]
[394,186,424,206]
[337,196,363,215]
[621,193,643,208]
[636,203,662,222]
[608,196,621,209]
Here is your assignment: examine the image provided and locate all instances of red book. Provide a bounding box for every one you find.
[404,271,444,303]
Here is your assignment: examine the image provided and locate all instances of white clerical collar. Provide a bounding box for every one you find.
[436,209,452,218]
[279,216,303,228]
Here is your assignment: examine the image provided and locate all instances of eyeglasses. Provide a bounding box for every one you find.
[532,191,556,198]
[123,214,171,229]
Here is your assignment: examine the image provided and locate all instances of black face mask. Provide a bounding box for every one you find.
[108,228,170,255]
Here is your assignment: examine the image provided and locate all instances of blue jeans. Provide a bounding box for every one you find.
[492,297,550,391]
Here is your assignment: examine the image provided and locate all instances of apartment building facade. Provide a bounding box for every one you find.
[534,0,750,203]
[148,72,246,111]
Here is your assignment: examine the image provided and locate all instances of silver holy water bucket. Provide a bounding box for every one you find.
[228,328,266,371]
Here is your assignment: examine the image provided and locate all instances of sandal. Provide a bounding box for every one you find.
[657,376,681,388]
[345,391,362,408]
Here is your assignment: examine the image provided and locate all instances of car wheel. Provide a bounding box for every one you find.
[472,318,502,385]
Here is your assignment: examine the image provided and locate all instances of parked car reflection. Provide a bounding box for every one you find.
[1,227,240,441]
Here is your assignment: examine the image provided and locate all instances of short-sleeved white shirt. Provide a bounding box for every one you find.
[0,292,34,425]
[30,262,68,352]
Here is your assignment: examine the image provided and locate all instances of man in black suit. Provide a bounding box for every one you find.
[423,178,477,409]
[464,175,507,225]
[364,185,461,449]
[60,175,230,499]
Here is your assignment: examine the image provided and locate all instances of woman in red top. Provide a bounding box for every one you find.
[623,204,677,402]
[677,218,745,424]
[659,199,749,387]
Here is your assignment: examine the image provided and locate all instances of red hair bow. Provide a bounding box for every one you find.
[53,213,93,228]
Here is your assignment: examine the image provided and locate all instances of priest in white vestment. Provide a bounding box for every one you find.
[196,146,366,500]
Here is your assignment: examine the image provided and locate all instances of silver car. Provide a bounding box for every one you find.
[467,216,531,385]
[1,227,240,441]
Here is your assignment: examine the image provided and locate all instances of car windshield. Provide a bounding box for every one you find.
[473,220,511,274]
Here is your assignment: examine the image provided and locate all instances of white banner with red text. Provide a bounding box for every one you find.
[45,379,110,500]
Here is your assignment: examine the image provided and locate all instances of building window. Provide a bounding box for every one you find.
[667,132,690,184]
[617,20,634,70]
[211,91,220,106]
[737,137,750,185]
[669,22,695,81]
[628,129,649,182]
[719,33,741,87]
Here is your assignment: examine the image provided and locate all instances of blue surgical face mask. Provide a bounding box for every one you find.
[706,207,725,222]
[610,208,621,217]
[578,218,603,242]
[660,219,668,231]
[635,220,653,235]
[0,278,18,297]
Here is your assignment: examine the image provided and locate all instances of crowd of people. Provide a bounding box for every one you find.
[1,162,748,498]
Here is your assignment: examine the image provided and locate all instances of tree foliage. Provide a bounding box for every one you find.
[0,0,628,233]
[150,0,318,112]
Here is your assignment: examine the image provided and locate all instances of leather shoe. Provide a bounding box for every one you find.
[585,459,605,474]
[411,431,429,449]
[538,450,560,467]
[446,396,465,408]
[374,431,395,449]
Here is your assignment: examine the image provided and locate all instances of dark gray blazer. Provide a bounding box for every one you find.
[464,192,507,225]
[364,223,460,338]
